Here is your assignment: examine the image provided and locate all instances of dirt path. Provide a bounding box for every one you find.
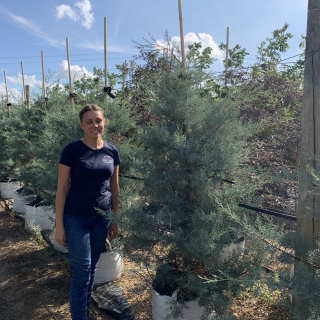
[0,201,152,320]
[0,199,292,320]
[0,200,73,319]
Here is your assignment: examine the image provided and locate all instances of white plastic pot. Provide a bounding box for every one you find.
[0,180,22,199]
[94,247,123,284]
[152,288,216,320]
[25,204,55,230]
[152,238,244,320]
[12,190,32,214]
[12,191,26,214]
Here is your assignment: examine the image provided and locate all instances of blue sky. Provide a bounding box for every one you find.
[0,0,308,101]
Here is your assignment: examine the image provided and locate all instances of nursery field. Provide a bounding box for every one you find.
[0,198,293,320]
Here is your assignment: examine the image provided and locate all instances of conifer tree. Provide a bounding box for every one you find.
[0,106,15,181]
[122,61,286,318]
[3,82,136,207]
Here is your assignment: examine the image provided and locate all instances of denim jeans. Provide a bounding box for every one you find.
[64,213,111,320]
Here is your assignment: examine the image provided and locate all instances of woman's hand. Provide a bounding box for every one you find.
[55,225,66,247]
[108,222,118,241]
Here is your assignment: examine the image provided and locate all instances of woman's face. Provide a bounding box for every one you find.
[80,110,105,139]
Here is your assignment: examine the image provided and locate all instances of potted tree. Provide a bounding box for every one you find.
[122,58,278,318]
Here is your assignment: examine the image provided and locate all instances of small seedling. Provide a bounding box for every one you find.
[27,220,45,245]
[9,209,15,218]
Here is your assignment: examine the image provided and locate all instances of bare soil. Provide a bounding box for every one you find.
[0,199,292,320]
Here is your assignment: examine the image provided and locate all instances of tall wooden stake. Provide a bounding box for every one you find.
[3,70,10,116]
[66,38,74,111]
[293,0,320,318]
[104,17,108,101]
[224,27,229,92]
[25,85,30,109]
[21,61,25,102]
[178,0,186,68]
[41,51,46,98]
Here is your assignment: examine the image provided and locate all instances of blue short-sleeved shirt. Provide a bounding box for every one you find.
[59,140,120,217]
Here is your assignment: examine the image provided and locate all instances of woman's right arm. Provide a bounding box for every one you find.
[55,164,71,246]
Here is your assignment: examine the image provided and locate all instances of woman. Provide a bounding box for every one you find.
[55,104,120,320]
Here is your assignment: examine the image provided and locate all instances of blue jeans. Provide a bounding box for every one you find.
[64,213,111,320]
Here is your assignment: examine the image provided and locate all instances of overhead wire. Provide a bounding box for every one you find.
[0,49,307,82]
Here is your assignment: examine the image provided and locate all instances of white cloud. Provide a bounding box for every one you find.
[75,0,94,29]
[157,32,223,60]
[172,32,223,59]
[55,4,78,21]
[7,74,41,88]
[7,14,60,47]
[56,60,93,80]
[0,83,21,103]
[55,0,94,30]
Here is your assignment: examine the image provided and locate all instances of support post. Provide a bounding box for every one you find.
[178,0,186,68]
[21,61,25,102]
[41,51,46,98]
[104,17,108,101]
[66,37,75,111]
[224,27,229,93]
[293,0,320,318]
[25,85,30,109]
[3,69,10,116]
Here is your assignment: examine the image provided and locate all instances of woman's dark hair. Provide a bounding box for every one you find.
[79,104,104,122]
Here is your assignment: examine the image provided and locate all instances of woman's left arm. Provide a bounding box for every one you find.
[109,165,120,241]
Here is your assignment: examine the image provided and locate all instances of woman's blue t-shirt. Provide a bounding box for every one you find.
[59,140,120,217]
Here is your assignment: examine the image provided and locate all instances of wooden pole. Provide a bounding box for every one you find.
[293,0,320,317]
[41,51,46,98]
[104,17,108,101]
[122,60,127,92]
[3,70,10,116]
[178,0,186,68]
[25,85,30,109]
[3,70,9,104]
[66,37,74,111]
[224,27,229,92]
[21,61,25,102]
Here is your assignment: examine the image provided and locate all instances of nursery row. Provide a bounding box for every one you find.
[0,39,308,318]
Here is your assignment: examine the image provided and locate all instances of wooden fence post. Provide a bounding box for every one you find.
[25,85,30,109]
[3,69,10,116]
[224,27,229,93]
[177,0,186,68]
[41,51,46,98]
[293,0,320,317]
[21,61,25,103]
[66,38,75,111]
[104,17,108,101]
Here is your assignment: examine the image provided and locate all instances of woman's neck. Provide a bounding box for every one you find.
[81,137,104,150]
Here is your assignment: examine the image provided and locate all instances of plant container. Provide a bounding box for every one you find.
[12,188,35,214]
[152,288,216,320]
[25,199,54,230]
[0,180,22,199]
[152,237,244,320]
[94,243,123,284]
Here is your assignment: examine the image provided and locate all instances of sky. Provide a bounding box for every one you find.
[0,0,308,102]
